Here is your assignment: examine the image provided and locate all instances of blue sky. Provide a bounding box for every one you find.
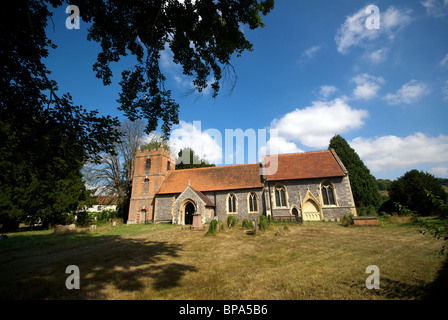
[45,0,448,180]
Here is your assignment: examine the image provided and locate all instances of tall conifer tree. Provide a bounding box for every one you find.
[329,135,382,209]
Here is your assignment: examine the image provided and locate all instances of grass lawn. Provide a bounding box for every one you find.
[0,219,447,300]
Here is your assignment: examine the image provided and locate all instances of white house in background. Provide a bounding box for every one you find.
[84,195,118,213]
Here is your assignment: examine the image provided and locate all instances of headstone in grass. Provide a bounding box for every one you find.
[54,224,76,234]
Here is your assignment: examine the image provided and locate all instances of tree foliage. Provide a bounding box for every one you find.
[1,0,274,229]
[0,1,121,229]
[175,148,215,170]
[71,0,275,134]
[140,133,172,152]
[329,135,382,209]
[383,170,447,216]
[420,191,448,256]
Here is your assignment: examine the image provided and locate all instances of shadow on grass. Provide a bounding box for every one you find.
[0,232,197,299]
[361,257,448,300]
[423,256,448,300]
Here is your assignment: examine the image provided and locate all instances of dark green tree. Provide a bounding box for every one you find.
[385,170,447,216]
[0,1,121,229]
[376,179,393,191]
[0,117,96,229]
[1,1,273,228]
[175,148,215,170]
[329,135,382,210]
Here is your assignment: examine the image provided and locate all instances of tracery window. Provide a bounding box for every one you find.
[248,192,258,213]
[227,193,237,214]
[321,180,336,205]
[274,184,287,207]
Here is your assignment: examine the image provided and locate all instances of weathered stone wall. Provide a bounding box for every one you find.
[153,176,356,224]
[206,188,264,223]
[153,194,175,222]
[267,176,356,220]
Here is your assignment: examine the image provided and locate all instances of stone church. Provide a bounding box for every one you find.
[127,147,357,225]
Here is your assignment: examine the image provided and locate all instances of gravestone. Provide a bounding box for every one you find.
[191,213,203,230]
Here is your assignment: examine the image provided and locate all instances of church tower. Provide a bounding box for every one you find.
[127,147,174,224]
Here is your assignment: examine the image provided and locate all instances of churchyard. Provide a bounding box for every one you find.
[0,218,446,300]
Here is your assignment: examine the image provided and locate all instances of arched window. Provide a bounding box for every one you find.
[321,180,336,205]
[248,192,258,213]
[167,161,171,171]
[143,177,150,193]
[274,184,287,208]
[227,193,237,214]
[145,158,151,174]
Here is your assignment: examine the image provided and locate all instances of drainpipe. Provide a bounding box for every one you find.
[267,179,273,218]
[213,191,217,217]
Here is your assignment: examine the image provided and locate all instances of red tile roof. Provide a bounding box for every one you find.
[192,189,215,207]
[263,150,346,181]
[156,150,346,194]
[156,163,264,194]
[96,195,119,205]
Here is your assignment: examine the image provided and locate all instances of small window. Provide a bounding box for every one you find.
[167,161,171,171]
[145,158,151,173]
[248,192,258,213]
[321,180,336,205]
[274,184,287,207]
[143,177,150,193]
[227,193,237,213]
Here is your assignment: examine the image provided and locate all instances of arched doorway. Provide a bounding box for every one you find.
[184,202,195,225]
[291,206,301,223]
[141,209,148,224]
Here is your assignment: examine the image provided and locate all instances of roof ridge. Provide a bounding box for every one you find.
[264,149,330,158]
[173,162,261,173]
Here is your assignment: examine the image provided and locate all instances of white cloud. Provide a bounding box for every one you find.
[302,45,321,59]
[318,85,338,99]
[335,7,374,54]
[335,6,412,54]
[351,73,385,100]
[169,121,223,164]
[429,166,448,178]
[381,6,413,34]
[270,98,368,149]
[421,0,448,18]
[350,133,448,174]
[441,53,448,67]
[366,48,389,64]
[258,136,303,158]
[160,45,196,90]
[384,80,428,105]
